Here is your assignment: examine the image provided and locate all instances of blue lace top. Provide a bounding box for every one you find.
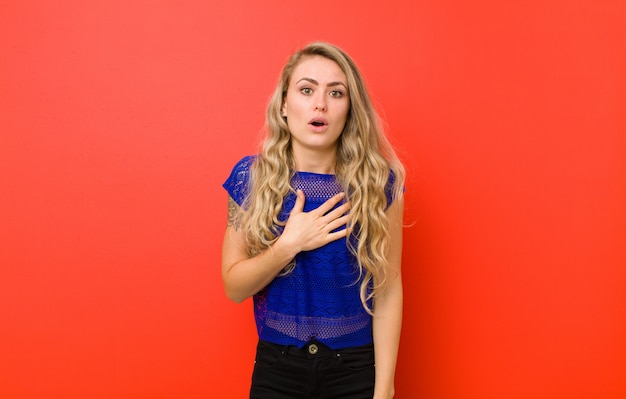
[223,155,396,349]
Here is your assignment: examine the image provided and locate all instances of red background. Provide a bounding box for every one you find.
[1,1,625,398]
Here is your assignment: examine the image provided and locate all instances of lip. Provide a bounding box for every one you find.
[308,117,329,132]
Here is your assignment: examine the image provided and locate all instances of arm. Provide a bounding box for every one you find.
[221,190,351,303]
[372,195,404,399]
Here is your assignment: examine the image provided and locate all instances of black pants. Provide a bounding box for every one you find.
[250,340,375,399]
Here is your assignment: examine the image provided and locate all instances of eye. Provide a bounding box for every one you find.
[329,90,344,98]
[300,87,313,95]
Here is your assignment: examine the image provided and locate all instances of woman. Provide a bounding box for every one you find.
[222,42,405,399]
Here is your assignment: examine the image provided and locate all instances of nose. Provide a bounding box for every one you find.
[314,93,327,112]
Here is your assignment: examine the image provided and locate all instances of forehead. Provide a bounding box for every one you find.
[290,55,347,84]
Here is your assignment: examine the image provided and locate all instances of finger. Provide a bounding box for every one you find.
[324,227,349,243]
[314,192,346,215]
[325,214,351,233]
[322,201,351,221]
[291,189,305,214]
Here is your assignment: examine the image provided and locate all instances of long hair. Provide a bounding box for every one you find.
[242,42,405,314]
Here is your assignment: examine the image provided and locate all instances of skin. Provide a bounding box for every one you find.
[281,55,350,173]
[372,196,403,399]
[222,56,352,302]
[221,55,403,399]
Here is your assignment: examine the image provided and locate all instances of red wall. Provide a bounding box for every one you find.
[1,1,625,398]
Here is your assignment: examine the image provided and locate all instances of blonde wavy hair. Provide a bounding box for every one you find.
[242,42,405,313]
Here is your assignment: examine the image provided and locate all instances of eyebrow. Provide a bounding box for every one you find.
[296,77,348,89]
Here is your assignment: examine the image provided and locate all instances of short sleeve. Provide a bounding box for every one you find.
[222,155,255,207]
[385,169,402,209]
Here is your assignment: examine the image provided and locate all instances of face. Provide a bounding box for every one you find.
[281,55,350,161]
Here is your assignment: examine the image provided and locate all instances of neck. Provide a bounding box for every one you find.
[293,147,337,174]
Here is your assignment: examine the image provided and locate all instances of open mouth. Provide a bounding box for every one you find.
[309,117,328,128]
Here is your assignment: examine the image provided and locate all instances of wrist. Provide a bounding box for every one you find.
[373,389,395,399]
[272,235,300,263]
[373,378,396,399]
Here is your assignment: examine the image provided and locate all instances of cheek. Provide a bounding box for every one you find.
[339,103,350,121]
[285,96,307,117]
[336,113,349,133]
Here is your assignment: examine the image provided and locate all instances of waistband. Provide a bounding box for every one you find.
[257,339,374,359]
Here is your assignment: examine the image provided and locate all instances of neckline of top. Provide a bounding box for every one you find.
[294,170,336,177]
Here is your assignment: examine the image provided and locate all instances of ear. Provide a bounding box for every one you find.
[281,102,287,118]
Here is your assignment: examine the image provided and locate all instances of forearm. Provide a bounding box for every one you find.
[372,282,403,399]
[372,196,404,398]
[221,231,298,303]
[221,191,350,303]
